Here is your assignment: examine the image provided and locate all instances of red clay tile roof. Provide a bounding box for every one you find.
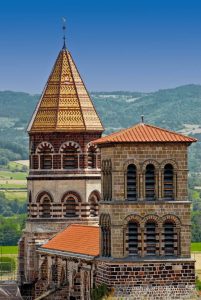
[41,224,99,257]
[94,123,197,144]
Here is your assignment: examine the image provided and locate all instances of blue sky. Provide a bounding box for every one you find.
[0,0,201,93]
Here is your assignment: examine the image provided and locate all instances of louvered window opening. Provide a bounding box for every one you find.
[102,227,111,257]
[88,152,96,169]
[145,222,157,255]
[65,197,77,217]
[89,198,97,217]
[127,164,137,201]
[145,164,155,201]
[128,222,138,255]
[41,151,52,169]
[63,148,77,169]
[164,164,174,200]
[42,198,51,218]
[164,222,175,255]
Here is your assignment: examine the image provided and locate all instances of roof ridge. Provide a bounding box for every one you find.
[145,123,197,141]
[70,224,99,228]
[94,122,197,144]
[67,51,86,130]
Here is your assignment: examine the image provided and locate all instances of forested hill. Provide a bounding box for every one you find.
[0,84,201,171]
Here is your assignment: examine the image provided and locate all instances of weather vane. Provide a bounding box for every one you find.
[62,17,67,49]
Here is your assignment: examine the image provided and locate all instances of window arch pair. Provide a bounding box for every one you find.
[37,191,80,218]
[126,163,174,201]
[127,219,178,256]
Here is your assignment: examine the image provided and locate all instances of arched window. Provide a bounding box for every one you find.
[164,164,174,200]
[128,221,139,255]
[41,147,53,169]
[145,164,155,200]
[102,160,112,201]
[41,197,51,218]
[100,214,111,257]
[89,192,100,217]
[163,221,175,255]
[36,142,54,170]
[127,164,137,201]
[63,146,77,169]
[64,196,77,217]
[87,146,96,169]
[145,221,157,255]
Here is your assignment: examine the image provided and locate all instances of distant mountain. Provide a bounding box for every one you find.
[0,85,201,171]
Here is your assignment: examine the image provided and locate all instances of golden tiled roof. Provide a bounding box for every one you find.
[28,49,104,132]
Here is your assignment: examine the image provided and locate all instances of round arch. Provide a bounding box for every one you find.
[36,141,54,154]
[123,214,142,228]
[36,191,54,203]
[59,141,82,153]
[161,214,181,227]
[123,159,140,172]
[61,191,82,203]
[160,159,178,170]
[142,159,160,172]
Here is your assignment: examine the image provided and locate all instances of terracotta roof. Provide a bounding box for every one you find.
[28,49,103,133]
[41,224,100,257]
[94,123,197,144]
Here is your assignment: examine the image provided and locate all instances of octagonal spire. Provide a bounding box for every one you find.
[28,49,104,133]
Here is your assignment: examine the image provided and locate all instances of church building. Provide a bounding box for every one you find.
[19,35,196,300]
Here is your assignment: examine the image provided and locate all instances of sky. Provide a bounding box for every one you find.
[0,0,201,93]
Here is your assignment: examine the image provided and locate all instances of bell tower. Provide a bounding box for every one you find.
[19,40,104,287]
[95,123,196,299]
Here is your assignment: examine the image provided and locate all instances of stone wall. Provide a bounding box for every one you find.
[100,201,191,258]
[96,259,196,299]
[100,142,189,201]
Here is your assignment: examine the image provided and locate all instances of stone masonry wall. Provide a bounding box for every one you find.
[96,260,196,300]
[100,201,191,258]
[101,142,189,201]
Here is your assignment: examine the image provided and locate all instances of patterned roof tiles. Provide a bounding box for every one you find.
[94,123,197,144]
[41,224,100,257]
[28,49,104,133]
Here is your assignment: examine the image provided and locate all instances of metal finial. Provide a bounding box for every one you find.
[141,115,144,123]
[62,17,67,49]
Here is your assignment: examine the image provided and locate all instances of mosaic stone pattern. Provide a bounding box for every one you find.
[29,49,103,132]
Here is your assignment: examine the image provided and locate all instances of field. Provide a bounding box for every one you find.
[0,246,18,280]
[4,191,27,202]
[0,170,27,180]
[0,183,27,189]
[191,243,201,252]
[0,161,28,192]
[0,246,18,254]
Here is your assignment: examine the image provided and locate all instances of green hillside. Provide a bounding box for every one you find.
[1,85,201,244]
[0,85,201,170]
